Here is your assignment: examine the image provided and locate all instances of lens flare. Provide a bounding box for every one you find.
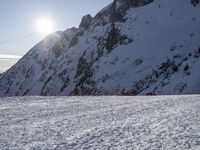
[36,17,55,36]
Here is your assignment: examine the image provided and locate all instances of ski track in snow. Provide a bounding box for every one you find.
[0,95,200,149]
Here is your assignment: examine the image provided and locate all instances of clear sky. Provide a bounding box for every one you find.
[0,0,112,73]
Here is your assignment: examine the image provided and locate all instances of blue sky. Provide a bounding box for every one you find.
[0,0,112,72]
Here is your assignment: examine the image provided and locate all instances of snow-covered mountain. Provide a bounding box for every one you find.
[0,0,200,96]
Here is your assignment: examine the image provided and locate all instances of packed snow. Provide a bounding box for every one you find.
[1,95,200,149]
[0,0,200,96]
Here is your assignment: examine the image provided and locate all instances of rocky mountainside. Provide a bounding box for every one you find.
[0,0,200,96]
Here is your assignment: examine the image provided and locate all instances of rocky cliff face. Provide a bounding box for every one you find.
[0,0,200,96]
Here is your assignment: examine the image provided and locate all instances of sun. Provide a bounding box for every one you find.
[36,17,55,36]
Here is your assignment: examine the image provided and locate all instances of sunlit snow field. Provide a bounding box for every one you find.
[0,95,200,149]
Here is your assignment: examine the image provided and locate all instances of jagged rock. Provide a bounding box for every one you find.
[79,14,93,30]
[191,0,200,6]
[95,0,153,23]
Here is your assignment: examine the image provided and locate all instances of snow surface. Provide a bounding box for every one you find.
[0,0,200,96]
[1,95,200,149]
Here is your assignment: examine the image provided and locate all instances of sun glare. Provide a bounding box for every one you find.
[36,17,55,36]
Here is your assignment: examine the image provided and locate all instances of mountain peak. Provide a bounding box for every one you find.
[94,0,153,23]
[79,14,93,30]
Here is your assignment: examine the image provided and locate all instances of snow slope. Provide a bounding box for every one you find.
[0,95,200,149]
[0,0,200,96]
